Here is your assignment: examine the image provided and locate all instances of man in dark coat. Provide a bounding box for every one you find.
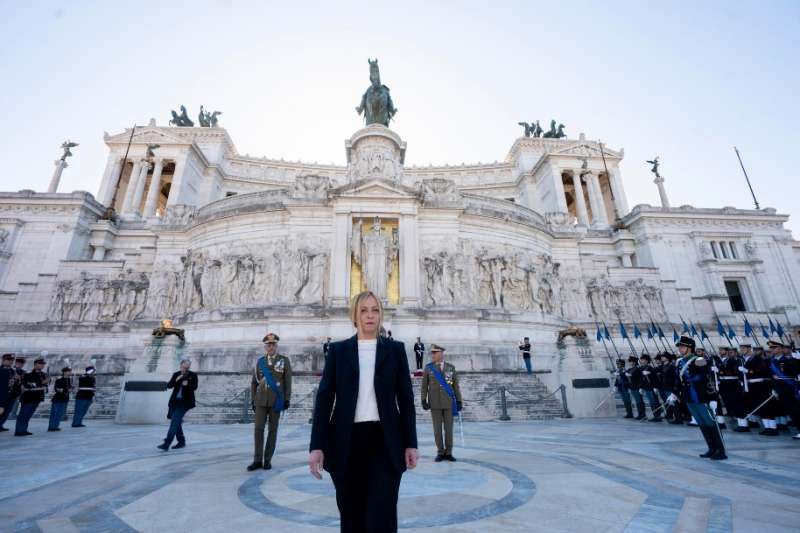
[157,359,198,450]
[72,364,96,427]
[47,366,72,431]
[15,357,48,436]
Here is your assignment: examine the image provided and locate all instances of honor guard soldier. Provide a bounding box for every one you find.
[0,357,25,430]
[413,337,425,371]
[519,337,532,374]
[638,354,663,422]
[769,341,800,435]
[421,344,462,462]
[614,358,634,418]
[72,364,96,427]
[718,345,750,432]
[658,353,681,424]
[249,333,292,471]
[669,336,727,460]
[744,342,779,435]
[0,354,15,430]
[48,366,72,431]
[15,357,48,436]
[626,356,646,419]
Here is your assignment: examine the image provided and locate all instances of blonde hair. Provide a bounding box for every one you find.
[350,290,383,332]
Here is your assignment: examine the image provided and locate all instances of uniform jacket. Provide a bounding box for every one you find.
[75,375,96,401]
[639,364,657,391]
[20,370,48,404]
[659,362,677,390]
[626,365,643,389]
[421,361,462,409]
[674,355,710,404]
[413,342,425,356]
[51,376,71,403]
[744,354,771,380]
[309,335,417,483]
[720,355,743,377]
[167,370,198,410]
[519,342,532,358]
[251,354,292,408]
[0,366,13,405]
[9,368,24,399]
[614,368,629,390]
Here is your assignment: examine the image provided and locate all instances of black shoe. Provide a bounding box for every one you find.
[157,443,169,451]
[14,431,32,436]
[263,462,272,470]
[759,428,779,436]
[649,418,662,422]
[699,449,715,458]
[709,450,728,460]
[434,454,445,462]
[668,419,683,425]
[635,415,645,420]
[623,414,634,419]
[717,423,727,430]
[733,426,750,433]
[172,442,185,449]
[748,420,761,429]
[246,462,263,471]
[47,428,60,432]
[71,424,86,428]
[445,454,457,462]
[0,427,8,432]
[777,424,789,432]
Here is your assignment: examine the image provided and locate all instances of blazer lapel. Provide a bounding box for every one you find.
[347,334,360,382]
[375,336,388,371]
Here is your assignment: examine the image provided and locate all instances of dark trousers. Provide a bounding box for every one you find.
[775,382,800,427]
[72,398,92,426]
[48,401,68,429]
[15,401,39,434]
[523,356,532,374]
[0,397,19,427]
[164,406,187,445]
[643,389,662,418]
[617,386,632,416]
[333,422,402,533]
[414,354,423,370]
[629,389,646,417]
[719,381,745,418]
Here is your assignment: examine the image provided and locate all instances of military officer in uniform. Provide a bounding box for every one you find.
[249,333,292,471]
[718,345,749,432]
[15,357,49,436]
[421,344,462,462]
[1,357,26,429]
[0,354,15,431]
[614,358,633,418]
[48,366,72,431]
[626,355,646,419]
[72,364,96,427]
[413,337,425,371]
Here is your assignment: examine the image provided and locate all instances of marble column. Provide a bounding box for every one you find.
[571,171,589,226]
[586,172,609,227]
[551,166,568,213]
[399,214,420,306]
[143,158,165,217]
[99,157,124,206]
[607,169,629,216]
[166,155,187,206]
[92,246,106,261]
[120,160,143,213]
[48,159,68,193]
[329,212,351,307]
[127,161,151,216]
[654,176,670,208]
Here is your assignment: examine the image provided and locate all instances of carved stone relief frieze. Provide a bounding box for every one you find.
[585,276,668,323]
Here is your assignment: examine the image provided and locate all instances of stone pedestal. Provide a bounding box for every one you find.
[538,335,615,418]
[115,335,186,424]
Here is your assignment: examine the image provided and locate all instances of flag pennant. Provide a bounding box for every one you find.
[726,323,737,340]
[769,317,777,334]
[681,319,690,334]
[716,318,726,338]
[701,328,709,340]
[743,318,753,338]
[619,322,629,340]
[759,321,770,339]
[776,320,785,338]
[603,324,611,340]
[690,322,699,338]
[658,326,666,339]
[673,328,679,342]
[649,321,658,336]
[646,326,654,340]
[633,324,642,339]
[595,325,602,342]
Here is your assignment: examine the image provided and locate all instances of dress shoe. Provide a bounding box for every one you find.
[445,454,457,462]
[263,462,272,470]
[748,420,761,429]
[71,424,86,428]
[648,418,662,422]
[157,443,169,451]
[699,449,715,458]
[247,462,263,471]
[635,415,645,420]
[434,454,445,462]
[717,423,727,430]
[14,431,32,436]
[172,442,185,449]
[0,427,8,432]
[733,426,750,433]
[623,414,634,419]
[759,428,779,436]
[47,428,60,432]
[777,424,789,432]
[709,450,727,460]
[668,419,683,425]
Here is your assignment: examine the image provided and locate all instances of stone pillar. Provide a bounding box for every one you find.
[99,157,124,206]
[48,159,68,193]
[166,155,188,206]
[654,176,670,208]
[120,160,143,213]
[92,246,106,261]
[571,172,589,226]
[399,214,420,306]
[607,169,629,217]
[127,161,151,216]
[329,212,351,307]
[551,166,568,213]
[586,172,609,227]
[143,158,165,217]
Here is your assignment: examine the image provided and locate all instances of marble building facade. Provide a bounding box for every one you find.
[0,120,798,378]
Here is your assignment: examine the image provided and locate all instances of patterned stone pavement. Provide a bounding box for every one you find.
[1,417,798,532]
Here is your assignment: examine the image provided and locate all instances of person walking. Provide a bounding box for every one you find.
[157,359,198,451]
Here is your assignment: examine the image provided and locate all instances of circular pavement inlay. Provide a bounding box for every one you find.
[238,458,536,528]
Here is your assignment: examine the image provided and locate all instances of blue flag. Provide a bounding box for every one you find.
[701,328,709,340]
[658,326,666,339]
[673,328,679,342]
[744,318,753,338]
[646,326,654,340]
[769,317,777,335]
[603,323,611,340]
[776,320,785,338]
[690,322,699,338]
[759,321,770,339]
[619,322,629,340]
[649,321,658,336]
[726,323,737,340]
[595,325,602,342]
[681,319,690,334]
[716,318,726,338]
[633,324,642,339]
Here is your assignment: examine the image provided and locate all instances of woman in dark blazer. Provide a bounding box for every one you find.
[309,291,418,533]
[157,359,198,451]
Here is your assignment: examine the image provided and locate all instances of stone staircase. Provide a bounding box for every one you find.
[33,371,568,424]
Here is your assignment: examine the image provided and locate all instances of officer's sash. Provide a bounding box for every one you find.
[258,357,285,412]
[427,363,459,415]
[770,359,799,399]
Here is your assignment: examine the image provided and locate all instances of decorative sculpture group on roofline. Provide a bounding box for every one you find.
[518,120,566,139]
[168,105,222,128]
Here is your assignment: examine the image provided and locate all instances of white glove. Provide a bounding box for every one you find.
[792,352,800,360]
[711,366,719,373]
[667,393,678,405]
[709,400,718,411]
[738,366,746,372]
[642,371,651,375]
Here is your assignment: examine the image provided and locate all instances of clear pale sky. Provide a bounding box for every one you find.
[1,1,798,233]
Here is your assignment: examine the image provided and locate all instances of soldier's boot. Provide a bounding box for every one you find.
[635,401,646,420]
[759,419,779,436]
[699,427,715,458]
[246,461,263,471]
[708,428,727,460]
[734,418,750,432]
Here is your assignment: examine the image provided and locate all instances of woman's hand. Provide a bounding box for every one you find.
[405,448,419,470]
[309,449,324,479]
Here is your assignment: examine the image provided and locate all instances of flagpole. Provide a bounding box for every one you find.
[603,321,624,359]
[743,315,762,348]
[635,324,649,354]
[619,321,638,357]
[595,322,616,369]
[734,146,760,210]
[714,314,735,348]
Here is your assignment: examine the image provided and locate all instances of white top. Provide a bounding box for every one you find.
[354,339,380,422]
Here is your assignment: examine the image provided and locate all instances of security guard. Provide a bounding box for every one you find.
[421,344,462,462]
[669,336,727,460]
[248,333,292,471]
[413,337,425,371]
[72,364,96,427]
[15,357,49,436]
[48,366,72,431]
